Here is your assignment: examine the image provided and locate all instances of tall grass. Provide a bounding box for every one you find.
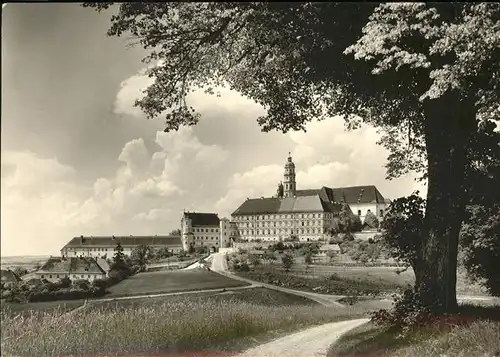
[1,295,370,357]
[328,305,500,357]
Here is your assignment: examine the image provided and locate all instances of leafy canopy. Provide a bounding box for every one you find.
[84,2,499,181]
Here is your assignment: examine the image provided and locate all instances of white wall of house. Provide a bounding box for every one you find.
[61,245,182,258]
[348,203,387,223]
[230,212,333,242]
[191,225,220,249]
[35,272,106,282]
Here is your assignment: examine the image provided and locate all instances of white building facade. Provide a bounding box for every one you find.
[230,154,389,242]
[60,236,183,258]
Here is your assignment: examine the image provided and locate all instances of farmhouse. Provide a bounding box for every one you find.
[34,257,107,282]
[230,153,388,242]
[60,235,183,258]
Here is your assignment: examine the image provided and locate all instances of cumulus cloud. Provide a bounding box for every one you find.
[215,117,427,218]
[1,123,230,256]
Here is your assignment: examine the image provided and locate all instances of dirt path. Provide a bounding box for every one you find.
[233,318,369,357]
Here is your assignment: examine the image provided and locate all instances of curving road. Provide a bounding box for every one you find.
[233,318,370,357]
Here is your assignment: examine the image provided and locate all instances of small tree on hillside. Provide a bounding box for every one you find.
[178,249,187,261]
[262,250,277,265]
[351,216,363,233]
[111,242,131,276]
[156,247,173,260]
[364,211,380,229]
[170,229,182,236]
[305,252,313,265]
[281,253,295,272]
[131,244,155,272]
[248,254,262,270]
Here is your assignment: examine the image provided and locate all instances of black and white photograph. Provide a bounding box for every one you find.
[1,2,499,357]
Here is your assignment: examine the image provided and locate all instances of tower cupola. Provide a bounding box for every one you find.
[283,152,296,198]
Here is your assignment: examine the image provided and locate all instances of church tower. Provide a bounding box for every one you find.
[283,152,296,198]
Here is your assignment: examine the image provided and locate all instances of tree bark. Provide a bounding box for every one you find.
[417,91,476,312]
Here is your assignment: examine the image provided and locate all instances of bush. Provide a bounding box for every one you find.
[371,287,434,336]
[73,279,91,291]
[58,277,72,289]
[108,269,127,285]
[239,262,250,272]
[363,211,379,229]
[236,271,384,297]
[91,278,108,290]
[281,253,295,272]
[460,204,500,297]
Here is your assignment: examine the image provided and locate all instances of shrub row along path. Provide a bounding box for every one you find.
[233,318,369,357]
[209,253,346,307]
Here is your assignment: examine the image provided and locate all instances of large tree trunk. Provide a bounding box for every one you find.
[417,91,476,312]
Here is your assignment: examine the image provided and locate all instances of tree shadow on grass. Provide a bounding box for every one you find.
[327,323,414,357]
[457,303,500,322]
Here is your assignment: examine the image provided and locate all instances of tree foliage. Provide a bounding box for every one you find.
[156,247,173,259]
[380,193,425,274]
[85,2,500,311]
[329,203,363,236]
[131,244,155,272]
[460,205,500,297]
[111,242,132,276]
[281,253,295,272]
[363,211,379,229]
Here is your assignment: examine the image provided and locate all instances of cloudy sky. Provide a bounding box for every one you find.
[1,4,425,257]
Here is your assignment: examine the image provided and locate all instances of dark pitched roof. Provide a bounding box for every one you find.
[1,269,21,282]
[232,196,344,216]
[295,189,320,197]
[232,185,385,216]
[37,257,106,275]
[301,186,386,204]
[183,212,220,226]
[62,235,182,249]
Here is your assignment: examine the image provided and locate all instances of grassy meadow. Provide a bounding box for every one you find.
[1,287,379,357]
[107,269,251,297]
[328,304,500,357]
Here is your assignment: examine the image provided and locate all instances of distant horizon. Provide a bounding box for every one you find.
[1,254,52,259]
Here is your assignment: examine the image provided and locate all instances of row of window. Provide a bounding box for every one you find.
[239,227,326,236]
[193,228,219,233]
[39,273,101,279]
[236,213,330,221]
[357,209,384,217]
[238,220,326,228]
[195,236,216,240]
